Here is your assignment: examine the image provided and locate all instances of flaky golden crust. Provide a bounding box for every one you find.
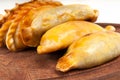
[0,0,62,51]
[4,0,44,50]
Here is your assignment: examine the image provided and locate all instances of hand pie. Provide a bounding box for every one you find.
[0,0,43,47]
[0,0,62,51]
[37,21,115,54]
[56,31,120,72]
[6,1,62,51]
[21,4,99,47]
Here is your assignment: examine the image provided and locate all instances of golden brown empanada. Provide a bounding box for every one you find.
[0,0,62,51]
[37,21,115,54]
[0,0,42,47]
[56,31,120,72]
[21,4,99,47]
[11,6,58,51]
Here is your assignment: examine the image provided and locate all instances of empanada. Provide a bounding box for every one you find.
[37,21,115,54]
[21,4,99,47]
[0,0,62,51]
[0,0,42,47]
[56,31,120,72]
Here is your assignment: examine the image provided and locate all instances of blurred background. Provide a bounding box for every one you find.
[0,0,120,23]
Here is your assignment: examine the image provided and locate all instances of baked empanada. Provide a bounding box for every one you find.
[0,0,42,47]
[0,0,62,51]
[37,21,115,54]
[56,31,120,72]
[21,4,99,47]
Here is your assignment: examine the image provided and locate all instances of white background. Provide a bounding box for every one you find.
[0,0,120,23]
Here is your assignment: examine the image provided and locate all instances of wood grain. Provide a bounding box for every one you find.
[0,23,120,80]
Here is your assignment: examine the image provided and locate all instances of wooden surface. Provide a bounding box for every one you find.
[0,23,120,80]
